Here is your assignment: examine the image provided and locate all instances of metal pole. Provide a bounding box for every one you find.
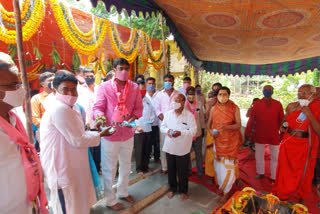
[13,0,34,144]
[159,12,167,74]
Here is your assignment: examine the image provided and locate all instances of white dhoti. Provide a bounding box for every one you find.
[213,145,237,194]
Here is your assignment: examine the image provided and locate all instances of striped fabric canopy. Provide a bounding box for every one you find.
[87,0,320,76]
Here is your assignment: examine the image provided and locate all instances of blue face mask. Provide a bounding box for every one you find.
[297,112,306,121]
[146,85,155,92]
[196,89,201,94]
[263,89,272,98]
[164,82,172,90]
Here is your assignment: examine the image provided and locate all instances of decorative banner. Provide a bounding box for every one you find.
[0,0,46,44]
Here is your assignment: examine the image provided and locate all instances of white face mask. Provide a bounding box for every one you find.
[298,99,310,107]
[172,102,181,110]
[3,87,25,107]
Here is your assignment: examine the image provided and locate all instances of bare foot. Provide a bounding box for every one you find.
[218,194,229,204]
[180,193,188,200]
[138,172,144,176]
[167,191,175,199]
[107,202,124,210]
[217,189,223,195]
[161,170,167,175]
[120,195,135,203]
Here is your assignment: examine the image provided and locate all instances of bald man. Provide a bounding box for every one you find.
[273,84,319,203]
[245,85,284,182]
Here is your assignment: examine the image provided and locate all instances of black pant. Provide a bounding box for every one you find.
[188,136,203,176]
[166,152,190,194]
[58,189,66,214]
[134,132,152,172]
[151,126,160,161]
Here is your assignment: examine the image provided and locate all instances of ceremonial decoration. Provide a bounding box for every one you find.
[26,63,45,81]
[215,187,309,214]
[0,0,45,44]
[48,0,109,55]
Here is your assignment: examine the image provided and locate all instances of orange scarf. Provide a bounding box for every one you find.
[211,100,242,159]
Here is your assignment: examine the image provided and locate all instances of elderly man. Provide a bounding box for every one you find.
[161,93,197,200]
[154,74,180,174]
[207,87,242,202]
[273,84,319,204]
[93,58,143,210]
[40,73,113,214]
[0,52,48,214]
[245,85,284,182]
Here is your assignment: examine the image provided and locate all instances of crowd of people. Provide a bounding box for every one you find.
[0,52,319,214]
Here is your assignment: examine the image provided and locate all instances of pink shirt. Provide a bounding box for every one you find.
[93,80,143,142]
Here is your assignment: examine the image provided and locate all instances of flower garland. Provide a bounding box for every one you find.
[100,52,107,76]
[0,0,45,44]
[48,0,109,55]
[108,22,142,64]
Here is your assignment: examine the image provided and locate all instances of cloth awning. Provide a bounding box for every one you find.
[90,0,320,76]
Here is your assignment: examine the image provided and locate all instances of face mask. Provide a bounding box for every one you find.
[297,112,307,121]
[48,82,53,90]
[298,99,310,107]
[115,71,129,81]
[263,89,272,98]
[172,102,181,110]
[183,83,191,92]
[187,95,195,103]
[196,89,201,94]
[3,87,25,107]
[164,82,172,90]
[55,91,77,107]
[140,89,146,97]
[217,96,229,104]
[146,85,155,92]
[85,77,95,85]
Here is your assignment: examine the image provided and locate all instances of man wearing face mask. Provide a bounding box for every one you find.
[195,84,206,106]
[145,77,160,163]
[40,73,113,214]
[161,93,197,200]
[93,58,143,210]
[31,72,54,127]
[205,82,222,120]
[154,74,180,174]
[207,87,242,203]
[185,86,205,179]
[0,52,49,214]
[178,76,192,96]
[273,84,319,204]
[245,85,284,182]
[134,80,154,175]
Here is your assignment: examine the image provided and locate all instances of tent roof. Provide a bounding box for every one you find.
[88,0,320,76]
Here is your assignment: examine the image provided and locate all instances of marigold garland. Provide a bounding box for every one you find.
[48,0,109,55]
[0,0,45,44]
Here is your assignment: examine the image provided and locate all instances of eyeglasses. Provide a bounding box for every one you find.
[0,83,23,89]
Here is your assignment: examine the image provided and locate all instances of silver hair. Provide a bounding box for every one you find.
[299,84,316,93]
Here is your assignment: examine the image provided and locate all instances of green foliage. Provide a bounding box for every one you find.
[90,2,118,19]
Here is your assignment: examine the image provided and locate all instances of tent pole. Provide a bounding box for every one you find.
[160,12,167,74]
[13,0,34,144]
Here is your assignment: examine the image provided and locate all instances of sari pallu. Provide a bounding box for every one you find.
[211,100,242,160]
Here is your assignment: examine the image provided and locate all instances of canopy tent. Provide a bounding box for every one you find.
[0,0,161,89]
[88,0,320,76]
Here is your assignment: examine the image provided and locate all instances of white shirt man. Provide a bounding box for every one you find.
[160,93,197,200]
[154,74,180,173]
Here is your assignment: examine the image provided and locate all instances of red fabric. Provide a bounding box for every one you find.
[245,98,284,145]
[0,112,48,213]
[189,148,319,213]
[273,99,320,201]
